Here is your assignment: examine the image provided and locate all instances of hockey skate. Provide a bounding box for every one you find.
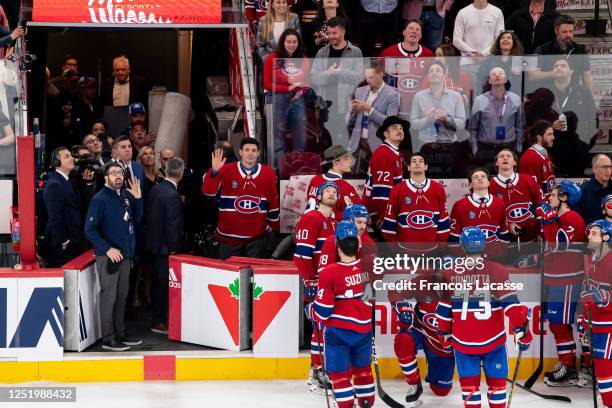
[405,381,424,407]
[576,365,593,388]
[308,367,332,394]
[544,362,578,386]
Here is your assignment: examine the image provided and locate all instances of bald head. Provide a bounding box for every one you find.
[159,148,176,169]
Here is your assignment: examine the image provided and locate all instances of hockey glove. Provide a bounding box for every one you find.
[513,326,533,351]
[535,202,558,224]
[393,301,414,328]
[577,316,589,346]
[581,284,611,308]
[304,280,318,302]
[304,303,315,322]
[513,254,538,269]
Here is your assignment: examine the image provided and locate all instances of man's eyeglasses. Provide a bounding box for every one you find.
[85,138,102,145]
[598,164,612,171]
[107,170,124,177]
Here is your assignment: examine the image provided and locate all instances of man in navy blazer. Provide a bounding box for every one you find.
[43,147,85,267]
[145,157,185,334]
[111,135,145,191]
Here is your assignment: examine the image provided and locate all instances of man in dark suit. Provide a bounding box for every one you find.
[43,147,85,267]
[111,135,145,191]
[100,55,151,108]
[145,157,185,334]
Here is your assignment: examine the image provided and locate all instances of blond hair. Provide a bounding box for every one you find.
[261,0,295,44]
[137,146,162,178]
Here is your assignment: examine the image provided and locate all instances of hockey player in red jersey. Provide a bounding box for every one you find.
[294,181,338,391]
[202,139,279,259]
[449,167,510,247]
[490,148,544,243]
[379,19,433,115]
[519,120,557,197]
[382,152,450,251]
[388,272,455,407]
[579,220,612,405]
[306,145,362,219]
[436,227,532,408]
[535,180,588,386]
[365,116,408,232]
[317,204,376,284]
[306,221,375,408]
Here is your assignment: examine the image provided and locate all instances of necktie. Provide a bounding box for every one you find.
[124,166,132,188]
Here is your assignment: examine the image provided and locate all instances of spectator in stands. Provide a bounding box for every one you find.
[263,28,309,168]
[202,139,279,259]
[256,0,301,61]
[380,19,433,118]
[72,76,101,139]
[51,54,79,96]
[506,0,558,54]
[453,0,504,88]
[137,146,163,196]
[426,42,472,104]
[43,147,85,268]
[158,147,176,176]
[402,0,454,51]
[292,0,332,56]
[101,55,151,107]
[577,154,612,225]
[524,87,557,129]
[547,57,597,147]
[469,67,524,168]
[359,0,400,57]
[476,30,524,95]
[518,119,556,196]
[411,60,466,175]
[531,14,593,92]
[112,135,145,190]
[85,162,143,351]
[145,157,184,335]
[245,0,296,29]
[346,59,400,173]
[311,17,364,147]
[128,121,149,161]
[311,0,351,54]
[83,134,107,167]
[92,119,114,149]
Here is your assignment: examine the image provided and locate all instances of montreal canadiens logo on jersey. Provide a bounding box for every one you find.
[406,210,435,229]
[545,175,556,193]
[234,195,262,214]
[479,224,499,242]
[283,62,302,76]
[398,74,421,93]
[423,313,439,330]
[506,203,534,223]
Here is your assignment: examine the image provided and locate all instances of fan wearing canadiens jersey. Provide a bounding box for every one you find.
[306,221,375,408]
[449,167,510,252]
[388,272,455,407]
[201,139,279,259]
[294,181,338,392]
[490,148,545,243]
[579,220,612,403]
[535,181,588,386]
[317,204,376,285]
[365,116,408,231]
[305,145,362,219]
[519,120,557,197]
[380,19,433,116]
[382,152,450,251]
[436,227,532,408]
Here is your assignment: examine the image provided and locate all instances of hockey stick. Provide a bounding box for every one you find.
[313,321,332,408]
[524,237,545,389]
[586,306,598,408]
[508,310,531,408]
[505,378,572,403]
[371,296,406,408]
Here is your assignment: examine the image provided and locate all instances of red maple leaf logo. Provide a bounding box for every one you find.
[252,283,291,345]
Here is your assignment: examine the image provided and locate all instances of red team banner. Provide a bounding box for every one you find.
[32,0,222,25]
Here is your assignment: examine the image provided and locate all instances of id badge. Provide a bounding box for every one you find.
[128,224,134,235]
[495,126,506,141]
[361,115,369,130]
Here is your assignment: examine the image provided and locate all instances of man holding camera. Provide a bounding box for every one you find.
[43,147,86,267]
[85,162,143,351]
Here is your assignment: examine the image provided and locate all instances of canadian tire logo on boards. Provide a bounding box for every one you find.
[208,279,241,346]
[252,283,291,345]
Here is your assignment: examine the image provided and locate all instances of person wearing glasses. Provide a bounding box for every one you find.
[85,162,143,351]
[577,154,612,225]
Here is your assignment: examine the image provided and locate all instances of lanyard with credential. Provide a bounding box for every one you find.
[490,93,507,123]
[555,88,572,113]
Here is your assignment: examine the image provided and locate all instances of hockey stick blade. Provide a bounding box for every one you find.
[506,378,572,402]
[373,356,405,408]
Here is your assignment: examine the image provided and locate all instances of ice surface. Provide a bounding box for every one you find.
[7,379,596,407]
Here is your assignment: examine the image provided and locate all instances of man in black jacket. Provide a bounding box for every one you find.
[43,147,85,267]
[145,157,184,334]
[506,0,558,54]
[100,55,151,108]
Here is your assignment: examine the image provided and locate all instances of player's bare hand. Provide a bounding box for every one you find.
[211,149,227,173]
